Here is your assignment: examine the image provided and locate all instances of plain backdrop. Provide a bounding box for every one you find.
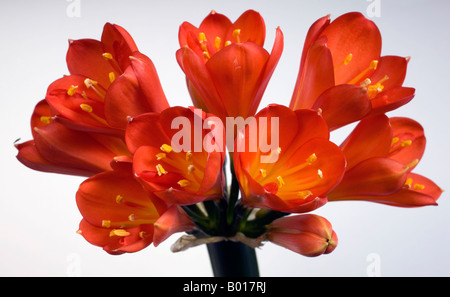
[1,0,449,277]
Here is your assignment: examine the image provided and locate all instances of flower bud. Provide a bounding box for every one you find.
[267,214,337,257]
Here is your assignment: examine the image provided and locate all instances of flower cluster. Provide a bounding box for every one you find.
[16,10,442,257]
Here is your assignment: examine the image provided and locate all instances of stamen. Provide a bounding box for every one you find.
[160,144,173,153]
[401,140,412,147]
[128,214,136,221]
[116,194,124,204]
[232,29,241,43]
[277,176,285,188]
[391,137,400,146]
[224,40,232,47]
[306,153,318,165]
[102,220,111,228]
[156,164,168,176]
[259,169,267,178]
[203,51,211,59]
[79,103,109,125]
[414,184,425,190]
[214,36,221,50]
[187,164,195,173]
[177,179,190,187]
[405,159,419,170]
[404,177,413,189]
[109,229,130,237]
[40,116,52,124]
[344,54,353,65]
[84,78,105,99]
[360,78,372,88]
[317,169,324,179]
[109,72,116,83]
[186,151,193,162]
[348,60,379,84]
[297,190,313,200]
[156,153,166,160]
[102,52,113,60]
[67,85,78,96]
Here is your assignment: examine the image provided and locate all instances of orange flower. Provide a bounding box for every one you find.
[328,115,443,206]
[290,12,415,130]
[76,165,194,254]
[46,23,169,135]
[267,214,337,257]
[233,104,346,213]
[15,100,130,176]
[126,107,226,205]
[177,10,283,123]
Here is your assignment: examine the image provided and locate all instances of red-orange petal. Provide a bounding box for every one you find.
[369,56,409,92]
[340,114,392,171]
[311,84,371,130]
[225,10,265,46]
[66,39,116,88]
[153,205,195,247]
[369,86,415,116]
[290,36,334,110]
[328,157,408,199]
[388,117,426,169]
[101,23,138,71]
[205,42,269,119]
[320,12,382,85]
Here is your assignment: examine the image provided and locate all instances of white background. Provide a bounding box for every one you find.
[1,0,449,276]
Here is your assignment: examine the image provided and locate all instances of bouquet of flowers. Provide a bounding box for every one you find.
[15,10,442,276]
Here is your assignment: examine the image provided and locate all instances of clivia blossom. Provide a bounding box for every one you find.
[46,22,169,135]
[14,9,443,276]
[177,10,283,123]
[234,104,346,213]
[327,114,443,206]
[290,12,415,130]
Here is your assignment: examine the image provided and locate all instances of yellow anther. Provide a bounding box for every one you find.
[214,36,221,50]
[414,183,425,190]
[317,169,324,179]
[156,164,168,176]
[186,151,193,162]
[344,54,353,65]
[109,229,130,237]
[139,231,147,239]
[401,140,412,147]
[203,51,211,59]
[277,176,285,188]
[199,32,207,43]
[84,78,98,88]
[232,29,241,43]
[259,169,267,178]
[40,116,52,124]
[116,195,124,203]
[102,52,113,60]
[360,78,372,88]
[376,75,389,85]
[160,144,173,153]
[369,60,379,70]
[224,40,232,47]
[306,153,318,164]
[109,72,116,83]
[102,220,111,228]
[177,179,190,187]
[156,153,166,160]
[391,137,400,146]
[404,177,413,189]
[297,190,313,200]
[67,85,78,96]
[406,159,419,170]
[80,103,93,113]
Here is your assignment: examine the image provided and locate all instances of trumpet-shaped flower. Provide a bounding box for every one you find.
[267,214,338,257]
[328,115,443,206]
[233,104,346,213]
[15,100,130,176]
[46,23,169,135]
[76,165,194,254]
[126,107,226,205]
[290,12,415,130]
[177,10,283,123]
